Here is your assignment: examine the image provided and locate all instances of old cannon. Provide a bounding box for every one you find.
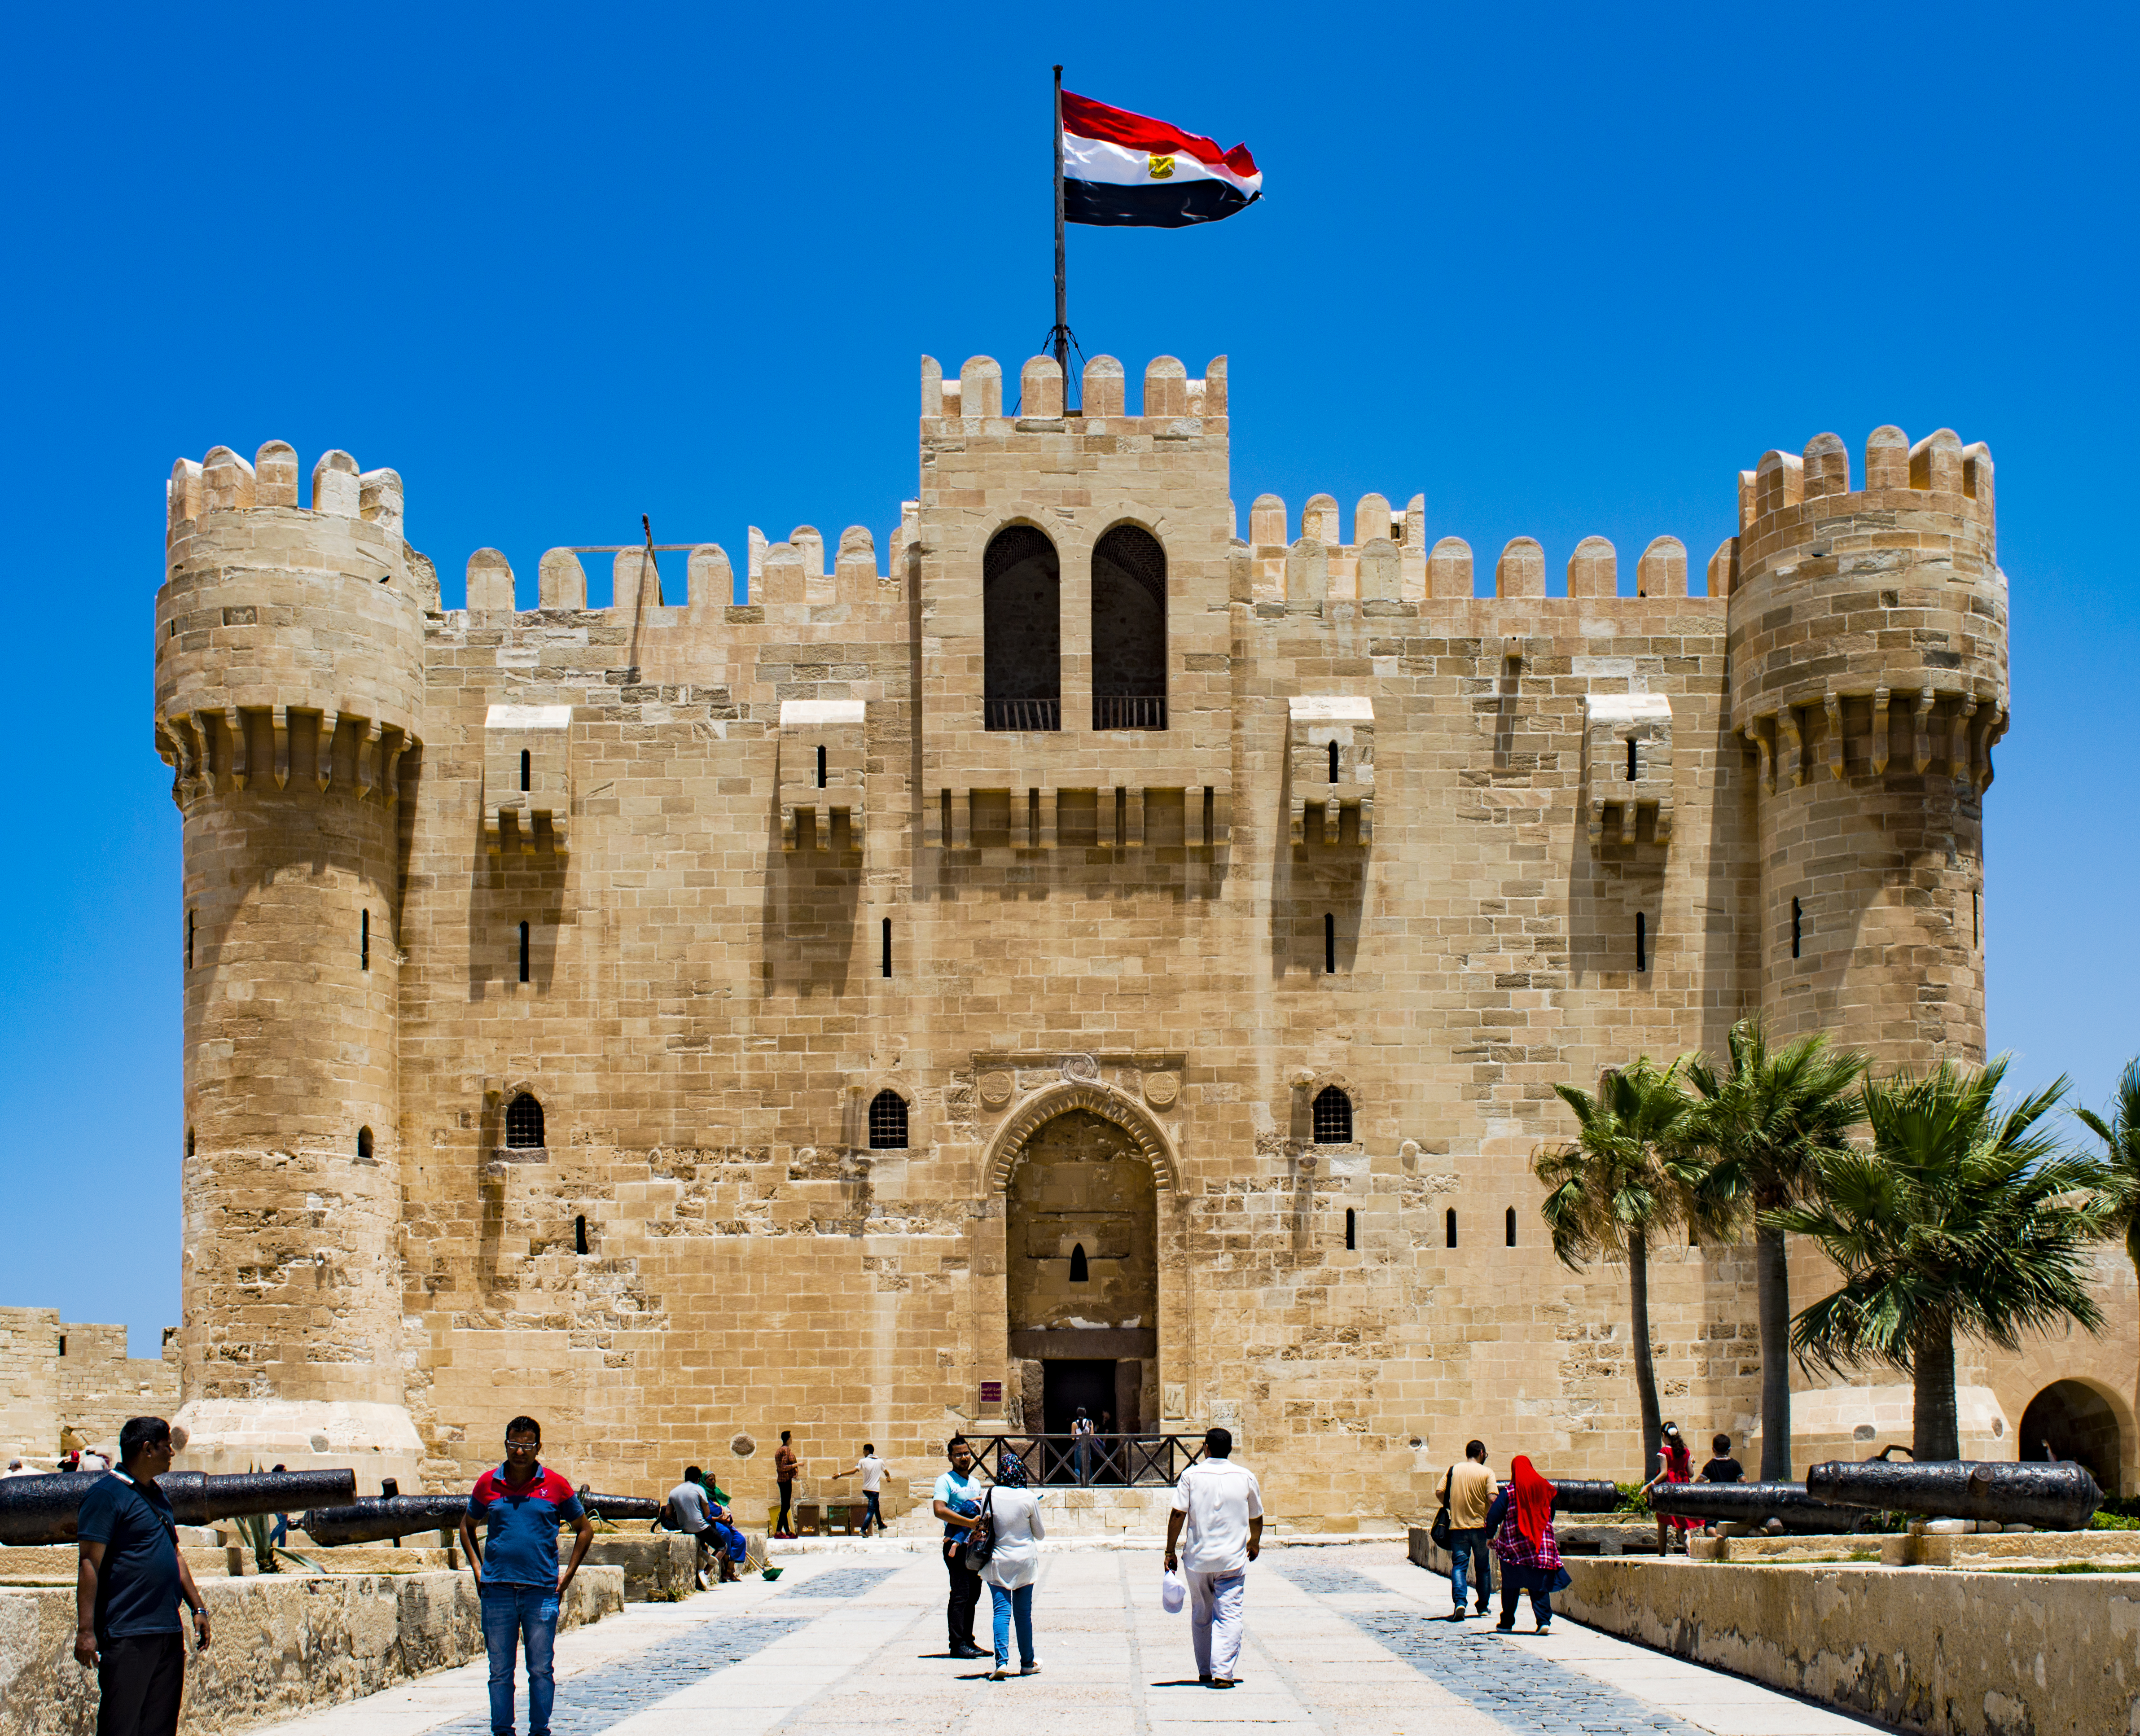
[1539,1478,1623,1515]
[1806,1459,2102,1531]
[300,1494,473,1547]
[1645,1480,1865,1534]
[577,1489,663,1524]
[0,1467,356,1547]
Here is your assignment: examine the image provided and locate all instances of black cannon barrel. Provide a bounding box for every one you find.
[1542,1478,1623,1515]
[576,1490,663,1522]
[0,1467,356,1547]
[300,1494,472,1548]
[1646,1480,1864,1534]
[1807,1459,2102,1530]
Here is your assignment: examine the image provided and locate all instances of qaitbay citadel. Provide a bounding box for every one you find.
[149,350,2136,1525]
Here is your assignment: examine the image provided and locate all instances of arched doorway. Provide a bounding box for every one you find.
[983,525,1060,731]
[2018,1380,2122,1492]
[1004,1110,1158,1464]
[1091,525,1166,729]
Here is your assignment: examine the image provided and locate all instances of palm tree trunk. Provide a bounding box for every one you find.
[1912,1311,1960,1462]
[1627,1227,1662,1475]
[1755,1221,1793,1481]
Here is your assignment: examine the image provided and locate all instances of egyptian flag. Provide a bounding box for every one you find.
[1062,91,1262,228]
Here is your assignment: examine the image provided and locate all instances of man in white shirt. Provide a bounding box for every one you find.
[836,1444,890,1536]
[1163,1427,1263,1689]
[666,1466,714,1589]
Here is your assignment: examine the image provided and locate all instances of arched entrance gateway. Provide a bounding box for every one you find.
[2019,1379,2125,1493]
[987,1082,1181,1470]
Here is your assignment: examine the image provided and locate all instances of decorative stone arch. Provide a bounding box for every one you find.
[984,1079,1180,1193]
[1287,1067,1364,1152]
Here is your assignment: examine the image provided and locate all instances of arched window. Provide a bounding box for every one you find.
[1312,1086,1352,1144]
[574,1214,589,1255]
[1445,1208,1458,1249]
[1069,1242,1090,1283]
[1328,740,1340,783]
[1344,1207,1357,1250]
[1091,525,1166,729]
[868,1090,908,1150]
[357,1126,374,1162]
[505,1093,545,1149]
[1505,1206,1516,1247]
[983,526,1060,731]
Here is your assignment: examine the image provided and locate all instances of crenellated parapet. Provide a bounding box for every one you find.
[156,441,427,810]
[1724,426,2007,795]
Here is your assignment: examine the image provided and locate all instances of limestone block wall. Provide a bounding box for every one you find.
[0,1311,180,1464]
[0,1310,59,1463]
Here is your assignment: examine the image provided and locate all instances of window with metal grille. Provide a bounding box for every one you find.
[505,1093,545,1149]
[357,1126,373,1162]
[868,1090,908,1150]
[1312,1086,1352,1144]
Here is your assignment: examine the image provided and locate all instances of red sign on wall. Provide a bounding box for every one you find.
[979,1381,1004,1403]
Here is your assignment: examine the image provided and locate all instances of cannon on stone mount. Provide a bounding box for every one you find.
[1645,1480,1866,1534]
[300,1494,474,1547]
[0,1467,357,1548]
[1537,1478,1623,1515]
[576,1488,663,1524]
[1807,1459,2101,1530]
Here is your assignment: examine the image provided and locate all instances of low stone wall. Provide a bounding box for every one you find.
[0,1565,623,1736]
[1555,1556,2140,1736]
[1407,1521,1658,1574]
[583,1534,700,1601]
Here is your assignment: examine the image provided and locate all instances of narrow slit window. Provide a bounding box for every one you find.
[1505,1206,1516,1247]
[1069,1242,1090,1283]
[519,749,531,792]
[1791,897,1802,960]
[1973,890,1980,949]
[1328,740,1340,783]
[1324,912,1336,975]
[57,1336,66,1357]
[186,910,194,971]
[505,1093,544,1149]
[574,1214,588,1255]
[356,1126,373,1162]
[868,1090,908,1150]
[361,908,370,971]
[816,744,827,789]
[1635,912,1647,973]
[518,921,531,983]
[186,1127,196,1159]
[1626,737,1638,781]
[1344,1207,1356,1250]
[881,917,893,979]
[1445,1209,1458,1249]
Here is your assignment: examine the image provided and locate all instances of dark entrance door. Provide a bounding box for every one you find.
[1042,1359,1115,1482]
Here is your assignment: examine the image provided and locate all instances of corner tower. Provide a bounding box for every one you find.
[153,442,427,1482]
[1726,427,2007,1067]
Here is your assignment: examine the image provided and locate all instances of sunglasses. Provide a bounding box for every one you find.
[504,1439,541,1452]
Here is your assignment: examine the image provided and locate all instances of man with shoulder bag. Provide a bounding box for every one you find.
[931,1436,988,1659]
[1441,1439,1495,1619]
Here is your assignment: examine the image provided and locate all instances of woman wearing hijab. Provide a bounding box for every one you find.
[1638,1421,1696,1556]
[979,1451,1047,1680]
[1485,1456,1570,1633]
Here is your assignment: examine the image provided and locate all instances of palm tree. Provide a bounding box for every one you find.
[1772,1056,2108,1461]
[2075,1058,2140,1286]
[1535,1056,1699,1475]
[1683,1021,1869,1480]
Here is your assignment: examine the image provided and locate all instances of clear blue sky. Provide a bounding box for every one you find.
[3,3,2132,1355]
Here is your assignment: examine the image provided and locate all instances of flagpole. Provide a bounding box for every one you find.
[1052,64,1070,397]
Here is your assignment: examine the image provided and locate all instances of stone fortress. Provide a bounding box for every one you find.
[149,351,2135,1526]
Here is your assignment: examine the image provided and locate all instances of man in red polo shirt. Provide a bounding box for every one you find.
[460,1417,595,1736]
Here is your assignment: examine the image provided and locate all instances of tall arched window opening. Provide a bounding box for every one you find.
[868,1090,909,1150]
[1505,1206,1516,1247]
[983,526,1061,731]
[574,1214,589,1255]
[1069,1242,1090,1283]
[1445,1208,1458,1249]
[1312,1086,1352,1144]
[357,1126,373,1162]
[1344,1207,1356,1250]
[1091,525,1166,729]
[519,749,531,792]
[1328,740,1340,783]
[505,1093,545,1149]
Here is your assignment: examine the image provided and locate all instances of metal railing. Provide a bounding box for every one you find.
[958,1433,1208,1488]
[983,698,1061,732]
[1092,695,1167,730]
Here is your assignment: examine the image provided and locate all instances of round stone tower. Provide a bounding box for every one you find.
[1726,426,2006,1069]
[153,441,427,1484]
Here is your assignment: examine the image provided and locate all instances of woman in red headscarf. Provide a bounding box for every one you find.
[1485,1455,1570,1633]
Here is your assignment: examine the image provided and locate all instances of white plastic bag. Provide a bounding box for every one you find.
[1161,1567,1187,1614]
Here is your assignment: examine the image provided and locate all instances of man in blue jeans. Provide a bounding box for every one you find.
[1441,1439,1496,1618]
[460,1416,595,1736]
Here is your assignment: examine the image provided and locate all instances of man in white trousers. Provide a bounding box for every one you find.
[1163,1426,1263,1689]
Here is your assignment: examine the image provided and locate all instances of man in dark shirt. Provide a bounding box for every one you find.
[1700,1433,1745,1484]
[460,1415,594,1736]
[74,1415,210,1736]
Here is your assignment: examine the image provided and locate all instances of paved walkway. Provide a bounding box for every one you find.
[246,1543,1883,1736]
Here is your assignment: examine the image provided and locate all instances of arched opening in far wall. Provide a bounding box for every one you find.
[983,525,1061,730]
[2019,1379,2123,1494]
[1090,524,1166,729]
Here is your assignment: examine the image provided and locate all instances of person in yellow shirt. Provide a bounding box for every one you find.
[1441,1440,1496,1618]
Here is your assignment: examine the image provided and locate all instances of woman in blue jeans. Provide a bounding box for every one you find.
[978,1452,1046,1680]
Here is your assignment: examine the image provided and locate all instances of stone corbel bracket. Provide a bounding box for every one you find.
[1584,693,1674,848]
[777,699,867,852]
[483,704,572,856]
[1287,695,1374,846]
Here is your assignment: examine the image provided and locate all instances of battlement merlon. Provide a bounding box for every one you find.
[1723,425,2008,793]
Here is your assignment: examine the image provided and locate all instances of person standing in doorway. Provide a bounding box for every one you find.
[835,1444,890,1536]
[1440,1439,1495,1618]
[74,1416,210,1736]
[774,1432,801,1539]
[1070,1408,1095,1485]
[1163,1427,1263,1689]
[931,1435,987,1658]
[460,1416,596,1736]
